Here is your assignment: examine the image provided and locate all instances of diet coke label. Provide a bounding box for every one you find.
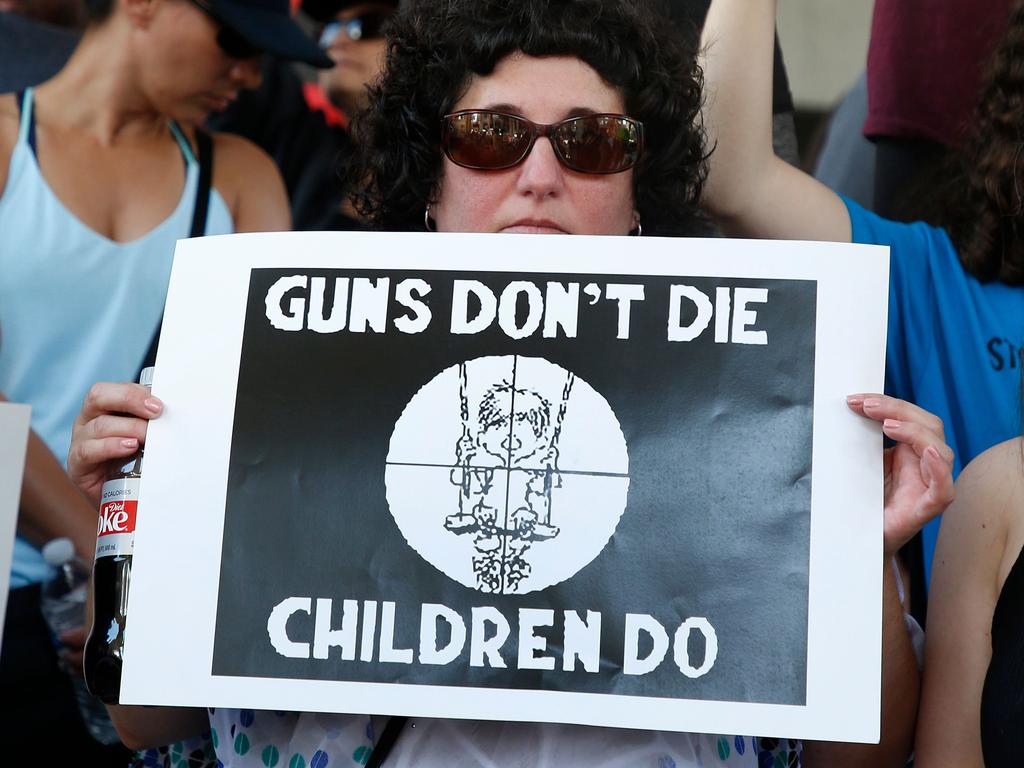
[95,477,140,559]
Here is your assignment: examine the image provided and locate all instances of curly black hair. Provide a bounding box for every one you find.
[907,0,1024,284]
[348,0,707,236]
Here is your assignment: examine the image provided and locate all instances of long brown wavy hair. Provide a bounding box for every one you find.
[922,0,1024,284]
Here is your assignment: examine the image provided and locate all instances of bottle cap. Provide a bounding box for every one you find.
[139,367,155,388]
[41,537,76,567]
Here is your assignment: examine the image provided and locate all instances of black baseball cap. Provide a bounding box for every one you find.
[209,0,334,67]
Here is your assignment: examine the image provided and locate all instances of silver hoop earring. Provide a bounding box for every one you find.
[424,205,436,232]
[631,221,642,237]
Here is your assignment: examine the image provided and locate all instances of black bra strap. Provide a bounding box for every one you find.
[189,128,214,238]
[15,90,37,157]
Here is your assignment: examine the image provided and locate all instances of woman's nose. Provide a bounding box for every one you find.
[515,136,566,199]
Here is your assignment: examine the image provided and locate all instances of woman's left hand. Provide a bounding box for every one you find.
[847,394,955,556]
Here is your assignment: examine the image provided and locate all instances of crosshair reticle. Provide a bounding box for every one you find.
[385,355,630,594]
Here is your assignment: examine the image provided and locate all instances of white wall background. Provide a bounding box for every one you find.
[776,0,875,111]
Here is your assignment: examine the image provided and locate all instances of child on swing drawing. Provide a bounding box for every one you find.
[446,368,571,592]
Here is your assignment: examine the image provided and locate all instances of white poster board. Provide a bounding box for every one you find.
[0,402,31,642]
[121,231,888,743]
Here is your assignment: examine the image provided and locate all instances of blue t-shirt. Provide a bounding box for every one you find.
[845,197,1024,581]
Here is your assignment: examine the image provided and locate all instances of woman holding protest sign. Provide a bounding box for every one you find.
[67,0,953,766]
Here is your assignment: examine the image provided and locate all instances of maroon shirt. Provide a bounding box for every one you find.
[864,0,1009,147]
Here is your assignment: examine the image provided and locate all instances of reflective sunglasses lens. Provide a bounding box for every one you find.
[344,18,363,40]
[444,112,533,169]
[319,21,341,48]
[554,116,641,173]
[324,12,390,45]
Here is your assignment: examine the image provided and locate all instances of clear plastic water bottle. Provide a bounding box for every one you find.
[40,537,122,745]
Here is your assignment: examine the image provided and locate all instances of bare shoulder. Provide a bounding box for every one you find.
[0,93,21,194]
[956,438,1024,508]
[211,131,278,181]
[209,131,290,232]
[950,438,1024,581]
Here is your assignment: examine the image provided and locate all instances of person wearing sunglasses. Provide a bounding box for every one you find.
[347,0,701,238]
[313,0,396,119]
[204,0,396,232]
[67,0,950,766]
[0,0,330,763]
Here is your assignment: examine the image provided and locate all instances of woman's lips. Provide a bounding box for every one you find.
[207,93,236,111]
[500,222,569,234]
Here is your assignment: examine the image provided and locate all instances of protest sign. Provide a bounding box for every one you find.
[121,231,888,742]
[0,402,31,642]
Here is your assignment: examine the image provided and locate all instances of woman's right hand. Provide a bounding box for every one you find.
[68,382,163,507]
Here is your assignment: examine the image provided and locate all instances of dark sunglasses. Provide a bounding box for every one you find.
[441,110,644,175]
[319,11,392,47]
[189,0,263,60]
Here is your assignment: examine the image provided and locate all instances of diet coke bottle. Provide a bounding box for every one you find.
[84,366,152,703]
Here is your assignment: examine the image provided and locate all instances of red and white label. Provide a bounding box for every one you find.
[94,477,140,559]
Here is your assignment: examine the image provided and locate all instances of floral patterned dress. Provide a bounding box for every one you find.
[130,711,801,768]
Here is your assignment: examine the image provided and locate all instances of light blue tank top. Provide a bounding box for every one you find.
[0,88,234,586]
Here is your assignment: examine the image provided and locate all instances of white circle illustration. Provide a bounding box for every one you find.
[385,355,630,594]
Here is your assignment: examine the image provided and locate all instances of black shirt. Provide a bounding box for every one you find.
[981,540,1024,767]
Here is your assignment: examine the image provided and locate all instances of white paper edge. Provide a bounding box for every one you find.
[0,402,32,643]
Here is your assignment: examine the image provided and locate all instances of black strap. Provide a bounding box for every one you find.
[15,90,37,157]
[365,716,407,768]
[189,128,214,237]
[138,128,214,374]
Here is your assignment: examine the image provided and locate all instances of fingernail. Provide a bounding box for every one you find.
[864,397,882,409]
[846,395,863,406]
[883,419,901,430]
[144,397,163,414]
[121,438,139,449]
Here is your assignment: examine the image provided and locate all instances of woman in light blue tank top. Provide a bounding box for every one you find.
[0,88,235,587]
[0,0,311,760]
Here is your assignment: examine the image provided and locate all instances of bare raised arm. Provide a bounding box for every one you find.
[914,440,1024,767]
[700,0,851,241]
